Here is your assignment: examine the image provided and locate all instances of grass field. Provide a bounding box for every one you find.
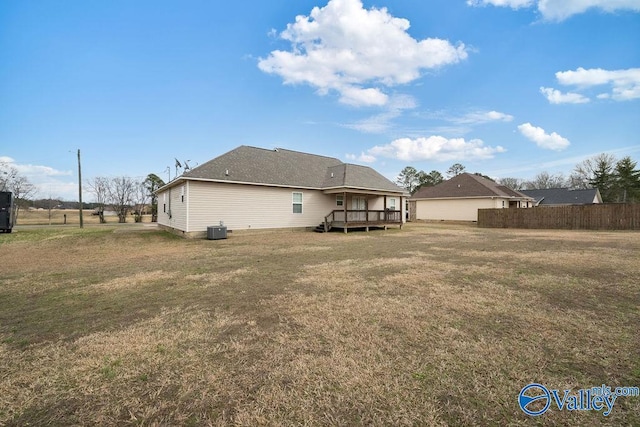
[0,223,638,425]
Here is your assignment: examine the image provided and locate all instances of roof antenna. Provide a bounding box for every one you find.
[183,160,191,172]
[174,158,182,178]
[274,147,279,152]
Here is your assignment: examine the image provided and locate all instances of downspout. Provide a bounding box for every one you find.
[185,181,190,233]
[168,187,172,221]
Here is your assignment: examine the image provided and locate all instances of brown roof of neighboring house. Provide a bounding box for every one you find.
[411,173,532,200]
[162,146,406,194]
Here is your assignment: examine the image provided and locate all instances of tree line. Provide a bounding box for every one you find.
[397,153,640,203]
[87,174,165,223]
[0,159,166,224]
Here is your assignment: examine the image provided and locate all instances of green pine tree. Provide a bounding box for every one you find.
[614,156,640,203]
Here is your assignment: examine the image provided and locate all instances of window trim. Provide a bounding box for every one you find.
[336,194,344,207]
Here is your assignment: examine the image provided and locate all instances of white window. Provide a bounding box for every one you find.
[336,195,344,206]
[292,192,303,214]
[389,198,396,210]
[181,186,185,203]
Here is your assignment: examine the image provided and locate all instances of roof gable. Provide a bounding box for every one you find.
[411,173,531,200]
[174,146,404,193]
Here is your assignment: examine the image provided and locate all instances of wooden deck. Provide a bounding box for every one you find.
[320,209,403,233]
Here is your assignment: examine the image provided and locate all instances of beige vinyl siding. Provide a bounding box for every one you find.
[187,181,336,231]
[367,196,398,210]
[157,185,188,231]
[415,198,504,221]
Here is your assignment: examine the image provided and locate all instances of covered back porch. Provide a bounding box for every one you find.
[318,190,406,233]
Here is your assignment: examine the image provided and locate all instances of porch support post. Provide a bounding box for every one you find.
[384,195,387,222]
[365,197,369,232]
[400,195,403,229]
[343,191,347,234]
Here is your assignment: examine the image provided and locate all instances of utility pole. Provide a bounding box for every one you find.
[78,149,83,228]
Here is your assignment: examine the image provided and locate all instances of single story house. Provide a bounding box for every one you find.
[156,146,408,236]
[409,173,534,222]
[519,188,602,206]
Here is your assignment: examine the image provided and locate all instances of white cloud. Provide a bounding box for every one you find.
[345,152,377,163]
[338,87,388,107]
[540,86,590,104]
[468,0,640,21]
[362,136,506,162]
[517,123,570,151]
[258,0,468,107]
[0,156,71,178]
[0,156,74,198]
[538,0,640,21]
[467,0,533,9]
[452,110,514,124]
[554,67,640,101]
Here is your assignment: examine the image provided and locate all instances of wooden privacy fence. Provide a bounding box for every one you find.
[478,204,640,230]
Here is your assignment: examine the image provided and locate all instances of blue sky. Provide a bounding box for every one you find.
[1,0,639,200]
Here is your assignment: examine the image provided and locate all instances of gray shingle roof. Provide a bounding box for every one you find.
[411,173,532,200]
[520,188,600,205]
[174,146,405,193]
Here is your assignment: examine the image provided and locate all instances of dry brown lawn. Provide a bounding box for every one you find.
[0,223,638,426]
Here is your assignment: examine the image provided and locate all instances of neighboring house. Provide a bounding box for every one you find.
[520,188,603,206]
[156,146,408,236]
[409,173,534,222]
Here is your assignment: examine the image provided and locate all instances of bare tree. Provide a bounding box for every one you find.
[496,177,525,191]
[11,176,36,223]
[568,172,592,189]
[524,171,568,189]
[86,177,109,223]
[0,163,37,223]
[0,163,19,192]
[132,180,149,223]
[106,177,136,223]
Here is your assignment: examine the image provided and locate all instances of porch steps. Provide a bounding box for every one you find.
[313,223,329,233]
